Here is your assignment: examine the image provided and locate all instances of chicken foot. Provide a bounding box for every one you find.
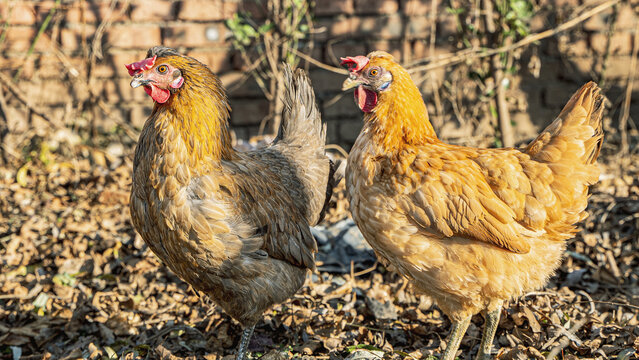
[236,325,255,360]
[475,305,502,360]
[440,315,471,360]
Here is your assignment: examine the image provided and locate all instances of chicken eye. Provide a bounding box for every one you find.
[157,65,168,74]
[370,69,379,76]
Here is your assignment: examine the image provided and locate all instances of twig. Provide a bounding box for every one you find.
[575,300,639,311]
[325,144,349,158]
[576,290,596,314]
[604,249,622,280]
[0,73,53,124]
[597,3,618,88]
[147,324,205,342]
[96,101,139,140]
[523,291,559,298]
[0,283,43,300]
[352,261,379,277]
[90,0,123,67]
[290,48,349,75]
[428,0,439,57]
[483,0,496,33]
[225,53,269,94]
[323,92,346,109]
[0,82,9,163]
[0,6,14,46]
[85,0,129,137]
[408,0,622,74]
[619,20,639,154]
[545,316,590,359]
[13,0,61,81]
[487,0,514,148]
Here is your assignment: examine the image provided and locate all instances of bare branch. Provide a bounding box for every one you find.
[290,48,349,75]
[408,0,622,74]
[0,73,53,124]
[619,20,639,154]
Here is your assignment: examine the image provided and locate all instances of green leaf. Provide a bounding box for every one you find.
[346,344,384,353]
[53,272,77,287]
[32,292,49,312]
[97,273,117,282]
[39,142,51,165]
[104,346,117,360]
[171,329,185,337]
[258,23,274,34]
[489,104,498,119]
[510,0,532,18]
[134,345,150,356]
[16,163,29,187]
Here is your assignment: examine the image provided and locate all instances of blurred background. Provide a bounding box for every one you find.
[1,1,638,359]
[0,0,637,156]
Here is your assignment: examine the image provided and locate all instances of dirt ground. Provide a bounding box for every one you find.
[0,128,638,360]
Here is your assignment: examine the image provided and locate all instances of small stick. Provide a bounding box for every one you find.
[619,21,639,154]
[545,316,590,360]
[0,73,53,124]
[604,249,622,280]
[290,48,349,75]
[352,261,379,277]
[409,0,622,74]
[575,290,596,315]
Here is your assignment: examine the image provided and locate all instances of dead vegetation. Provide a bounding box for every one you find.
[0,0,638,358]
[0,126,638,360]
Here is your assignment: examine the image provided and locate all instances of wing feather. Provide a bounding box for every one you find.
[401,149,545,254]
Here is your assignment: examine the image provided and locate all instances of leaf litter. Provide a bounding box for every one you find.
[0,136,638,360]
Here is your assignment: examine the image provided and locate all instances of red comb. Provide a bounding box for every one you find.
[125,55,157,76]
[340,56,369,72]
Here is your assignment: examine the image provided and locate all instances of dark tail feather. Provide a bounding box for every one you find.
[277,65,326,149]
[316,159,343,224]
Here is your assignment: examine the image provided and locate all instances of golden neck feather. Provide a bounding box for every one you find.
[150,57,234,165]
[364,62,438,153]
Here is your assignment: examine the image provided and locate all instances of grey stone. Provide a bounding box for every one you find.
[365,295,398,321]
[344,349,385,360]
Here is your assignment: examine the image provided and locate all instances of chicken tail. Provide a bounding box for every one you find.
[276,65,327,150]
[525,82,604,167]
[524,82,605,231]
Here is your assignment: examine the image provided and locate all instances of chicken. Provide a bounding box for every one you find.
[127,46,334,360]
[341,51,604,360]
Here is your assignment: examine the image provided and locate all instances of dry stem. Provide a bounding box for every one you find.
[409,0,622,75]
[619,21,639,154]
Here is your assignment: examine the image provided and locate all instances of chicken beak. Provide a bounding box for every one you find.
[342,75,362,91]
[130,76,151,88]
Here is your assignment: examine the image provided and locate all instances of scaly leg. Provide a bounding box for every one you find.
[475,305,502,360]
[441,315,472,360]
[236,325,255,360]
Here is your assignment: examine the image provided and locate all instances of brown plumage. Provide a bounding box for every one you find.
[128,46,333,359]
[342,51,604,360]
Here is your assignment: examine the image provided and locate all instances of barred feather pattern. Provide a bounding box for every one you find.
[130,49,331,326]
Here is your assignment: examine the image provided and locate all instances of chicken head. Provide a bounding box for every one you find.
[340,52,394,113]
[126,54,184,104]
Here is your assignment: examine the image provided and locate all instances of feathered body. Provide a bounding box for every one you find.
[129,47,332,333]
[343,51,603,358]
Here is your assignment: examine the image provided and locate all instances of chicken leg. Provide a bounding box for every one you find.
[475,305,502,360]
[441,315,471,360]
[236,325,255,360]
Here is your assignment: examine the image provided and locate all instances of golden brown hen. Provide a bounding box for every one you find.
[127,46,334,360]
[341,51,604,360]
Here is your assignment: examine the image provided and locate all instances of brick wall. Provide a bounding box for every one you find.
[1,0,638,148]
